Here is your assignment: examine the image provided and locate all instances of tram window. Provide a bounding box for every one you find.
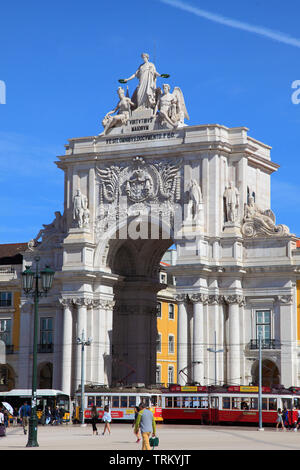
[103,396,111,407]
[294,398,300,408]
[141,397,150,407]
[250,398,258,410]
[222,398,230,409]
[231,397,241,409]
[88,396,95,407]
[151,395,157,406]
[183,397,191,408]
[241,400,249,410]
[96,397,102,407]
[283,399,292,410]
[165,397,173,408]
[120,396,128,408]
[192,397,200,408]
[174,397,181,408]
[262,398,267,410]
[112,396,120,408]
[269,398,277,410]
[129,396,136,407]
[211,397,219,409]
[200,398,208,409]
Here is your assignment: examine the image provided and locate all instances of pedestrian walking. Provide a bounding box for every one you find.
[291,406,298,432]
[45,406,52,425]
[276,408,285,431]
[132,405,141,443]
[134,402,157,451]
[102,405,111,435]
[91,405,98,435]
[282,407,289,430]
[53,406,61,425]
[19,401,31,435]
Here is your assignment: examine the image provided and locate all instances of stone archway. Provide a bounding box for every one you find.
[252,359,280,388]
[105,222,173,386]
[38,362,53,389]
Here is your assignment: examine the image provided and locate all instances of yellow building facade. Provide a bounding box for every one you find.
[156,285,177,387]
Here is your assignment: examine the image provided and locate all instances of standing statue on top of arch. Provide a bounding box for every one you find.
[118,52,170,110]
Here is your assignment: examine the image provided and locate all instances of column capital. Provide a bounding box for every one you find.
[276,295,293,305]
[72,297,94,308]
[189,293,209,304]
[175,293,188,303]
[223,294,245,306]
[59,297,73,308]
[93,299,115,310]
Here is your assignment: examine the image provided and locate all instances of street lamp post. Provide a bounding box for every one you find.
[258,334,264,431]
[22,256,55,447]
[76,330,92,426]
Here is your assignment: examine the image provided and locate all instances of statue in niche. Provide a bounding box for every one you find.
[186,179,203,223]
[118,52,169,110]
[157,83,189,128]
[224,181,239,223]
[100,87,134,136]
[73,189,89,228]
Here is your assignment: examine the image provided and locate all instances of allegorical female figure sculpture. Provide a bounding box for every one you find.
[100,87,134,136]
[119,52,168,110]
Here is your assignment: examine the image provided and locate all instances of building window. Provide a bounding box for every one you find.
[0,319,12,345]
[160,272,167,284]
[168,366,174,385]
[157,302,162,318]
[156,365,161,384]
[168,303,175,320]
[39,318,53,353]
[0,292,12,307]
[156,333,162,353]
[168,335,175,354]
[256,310,271,341]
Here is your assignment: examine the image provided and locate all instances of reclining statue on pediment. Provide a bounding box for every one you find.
[242,196,290,237]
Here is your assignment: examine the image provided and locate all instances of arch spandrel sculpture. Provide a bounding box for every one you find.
[22,52,298,395]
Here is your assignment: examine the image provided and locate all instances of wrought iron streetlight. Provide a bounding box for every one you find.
[21,256,55,447]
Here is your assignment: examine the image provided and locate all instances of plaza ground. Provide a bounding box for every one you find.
[1,422,300,451]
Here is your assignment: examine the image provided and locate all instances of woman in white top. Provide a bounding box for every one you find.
[102,405,111,435]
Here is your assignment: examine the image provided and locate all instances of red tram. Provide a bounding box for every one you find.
[161,385,300,426]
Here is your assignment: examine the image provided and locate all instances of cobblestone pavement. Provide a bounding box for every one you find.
[1,423,300,451]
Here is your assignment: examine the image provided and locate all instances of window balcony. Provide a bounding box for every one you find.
[250,339,279,350]
[38,343,53,353]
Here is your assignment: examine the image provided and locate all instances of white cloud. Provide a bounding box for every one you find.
[160,0,300,48]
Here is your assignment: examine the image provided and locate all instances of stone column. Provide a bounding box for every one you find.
[59,298,73,396]
[190,293,208,384]
[224,295,245,386]
[103,299,115,385]
[278,295,295,387]
[176,294,188,385]
[73,297,91,392]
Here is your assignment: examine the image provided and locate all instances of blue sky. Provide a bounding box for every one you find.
[0,0,300,243]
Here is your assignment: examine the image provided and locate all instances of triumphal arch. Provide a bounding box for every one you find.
[20,53,300,397]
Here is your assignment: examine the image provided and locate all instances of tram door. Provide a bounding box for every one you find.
[209,397,219,424]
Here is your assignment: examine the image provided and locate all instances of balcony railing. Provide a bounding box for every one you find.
[38,343,53,353]
[250,339,279,350]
